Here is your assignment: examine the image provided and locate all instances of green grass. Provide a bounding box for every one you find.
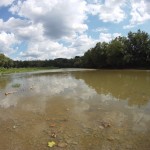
[0,67,57,74]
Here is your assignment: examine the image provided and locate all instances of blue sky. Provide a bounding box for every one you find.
[0,0,150,60]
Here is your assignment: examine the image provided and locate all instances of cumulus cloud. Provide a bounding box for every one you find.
[0,0,14,7]
[9,0,88,39]
[92,27,108,32]
[124,0,150,29]
[0,31,18,54]
[19,34,98,60]
[0,17,30,31]
[19,40,76,60]
[0,17,44,42]
[0,0,101,60]
[0,16,97,60]
[99,33,122,43]
[70,34,97,53]
[88,0,127,23]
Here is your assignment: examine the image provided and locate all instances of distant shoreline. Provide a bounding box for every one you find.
[0,67,57,74]
[1,67,150,75]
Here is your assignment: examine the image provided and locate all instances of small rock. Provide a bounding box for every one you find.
[99,125,104,129]
[71,142,78,145]
[50,124,56,127]
[51,132,57,138]
[30,86,33,90]
[58,142,67,148]
[107,137,114,141]
[100,121,111,128]
[62,118,68,122]
[13,125,16,129]
[66,139,72,144]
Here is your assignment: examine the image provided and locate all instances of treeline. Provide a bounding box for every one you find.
[1,30,150,69]
[0,54,80,68]
[82,30,150,68]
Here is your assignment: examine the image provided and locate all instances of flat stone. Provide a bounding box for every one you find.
[58,142,67,148]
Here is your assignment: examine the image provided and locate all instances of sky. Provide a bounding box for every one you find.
[0,0,150,60]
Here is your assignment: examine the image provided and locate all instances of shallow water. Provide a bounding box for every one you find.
[0,69,150,150]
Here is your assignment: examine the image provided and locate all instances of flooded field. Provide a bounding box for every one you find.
[0,69,150,150]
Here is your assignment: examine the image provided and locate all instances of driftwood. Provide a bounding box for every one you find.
[5,91,17,96]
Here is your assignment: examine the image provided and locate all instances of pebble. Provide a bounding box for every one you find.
[51,133,57,138]
[58,142,67,148]
[107,137,114,141]
[71,142,78,145]
[13,125,16,129]
[99,125,104,129]
[50,124,56,127]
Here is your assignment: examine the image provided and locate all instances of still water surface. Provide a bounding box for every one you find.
[0,69,150,150]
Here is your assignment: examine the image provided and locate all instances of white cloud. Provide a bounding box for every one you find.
[0,0,14,7]
[0,17,30,31]
[0,17,44,42]
[99,33,122,43]
[87,4,101,15]
[92,27,108,32]
[88,0,127,23]
[19,34,98,60]
[123,24,134,29]
[0,31,18,54]
[70,34,98,55]
[130,0,150,24]
[0,0,100,60]
[19,40,76,60]
[0,14,97,60]
[124,0,150,29]
[9,0,88,39]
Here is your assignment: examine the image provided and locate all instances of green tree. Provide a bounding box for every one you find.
[82,49,94,68]
[0,54,13,68]
[106,38,125,67]
[90,42,108,68]
[125,30,150,66]
[73,56,82,68]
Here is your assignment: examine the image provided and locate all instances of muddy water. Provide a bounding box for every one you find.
[0,69,150,150]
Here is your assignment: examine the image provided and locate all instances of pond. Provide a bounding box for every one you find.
[0,69,150,150]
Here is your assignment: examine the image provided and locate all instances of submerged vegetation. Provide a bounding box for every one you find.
[12,83,21,88]
[1,30,150,70]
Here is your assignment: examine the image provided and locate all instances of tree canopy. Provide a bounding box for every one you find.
[81,30,150,68]
[0,54,13,68]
